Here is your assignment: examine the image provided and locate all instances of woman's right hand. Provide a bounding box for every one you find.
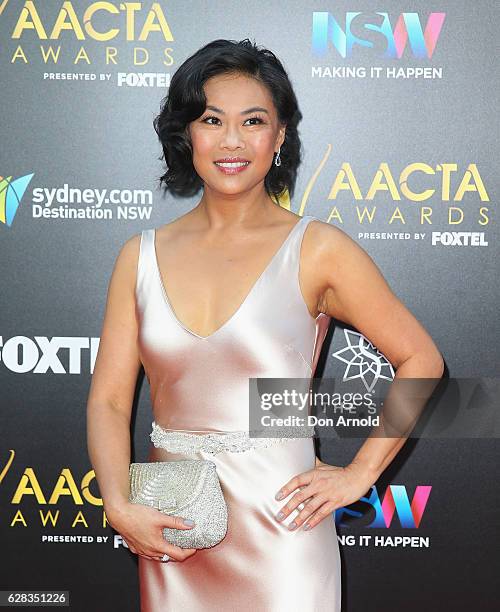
[106,501,198,562]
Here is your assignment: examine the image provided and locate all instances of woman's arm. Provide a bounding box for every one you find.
[86,234,143,520]
[273,221,444,531]
[86,235,198,561]
[310,221,444,480]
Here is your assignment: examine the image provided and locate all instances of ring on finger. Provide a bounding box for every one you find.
[159,553,170,562]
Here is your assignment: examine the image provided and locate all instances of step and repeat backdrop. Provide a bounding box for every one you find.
[1,1,498,610]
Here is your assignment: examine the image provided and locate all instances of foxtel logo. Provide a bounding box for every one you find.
[0,173,34,227]
[0,336,100,374]
[431,231,488,246]
[117,72,171,87]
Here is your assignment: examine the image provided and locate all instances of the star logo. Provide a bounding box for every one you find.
[332,329,395,392]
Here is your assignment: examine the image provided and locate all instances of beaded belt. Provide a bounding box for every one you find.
[149,421,315,455]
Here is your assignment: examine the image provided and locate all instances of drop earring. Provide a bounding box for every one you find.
[274,147,282,167]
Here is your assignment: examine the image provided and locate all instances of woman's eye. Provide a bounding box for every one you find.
[202,116,220,125]
[244,116,264,125]
[200,116,264,126]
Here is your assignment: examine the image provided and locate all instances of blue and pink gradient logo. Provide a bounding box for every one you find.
[312,11,446,58]
[337,485,432,528]
[0,173,34,227]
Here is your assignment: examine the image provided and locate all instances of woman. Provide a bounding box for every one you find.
[87,39,444,611]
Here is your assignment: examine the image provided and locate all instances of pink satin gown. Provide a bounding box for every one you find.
[135,214,342,611]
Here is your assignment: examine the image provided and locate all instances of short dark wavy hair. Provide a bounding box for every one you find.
[153,38,303,200]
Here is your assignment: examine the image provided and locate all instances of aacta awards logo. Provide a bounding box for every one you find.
[0,172,34,227]
[0,450,108,530]
[0,0,176,74]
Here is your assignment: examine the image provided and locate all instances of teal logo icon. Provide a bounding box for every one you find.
[0,173,34,227]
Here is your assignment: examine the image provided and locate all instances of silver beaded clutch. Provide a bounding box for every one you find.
[128,459,228,549]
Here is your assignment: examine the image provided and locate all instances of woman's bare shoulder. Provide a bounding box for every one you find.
[117,215,189,273]
[108,231,143,292]
[300,217,371,297]
[120,231,142,264]
[302,216,352,260]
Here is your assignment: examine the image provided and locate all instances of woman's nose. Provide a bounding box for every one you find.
[219,123,245,148]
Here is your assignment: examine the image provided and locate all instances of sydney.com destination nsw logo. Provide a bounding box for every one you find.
[0,172,155,227]
[0,173,34,227]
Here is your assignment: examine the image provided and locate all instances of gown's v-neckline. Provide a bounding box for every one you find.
[152,215,309,340]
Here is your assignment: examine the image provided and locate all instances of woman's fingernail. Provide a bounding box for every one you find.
[275,511,285,521]
[275,491,284,500]
[183,518,195,526]
[288,521,297,530]
[303,523,311,531]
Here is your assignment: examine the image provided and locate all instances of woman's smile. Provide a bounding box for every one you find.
[213,157,251,175]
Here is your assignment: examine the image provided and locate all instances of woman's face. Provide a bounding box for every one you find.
[188,72,286,197]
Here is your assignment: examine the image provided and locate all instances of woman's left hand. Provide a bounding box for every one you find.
[273,458,378,531]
